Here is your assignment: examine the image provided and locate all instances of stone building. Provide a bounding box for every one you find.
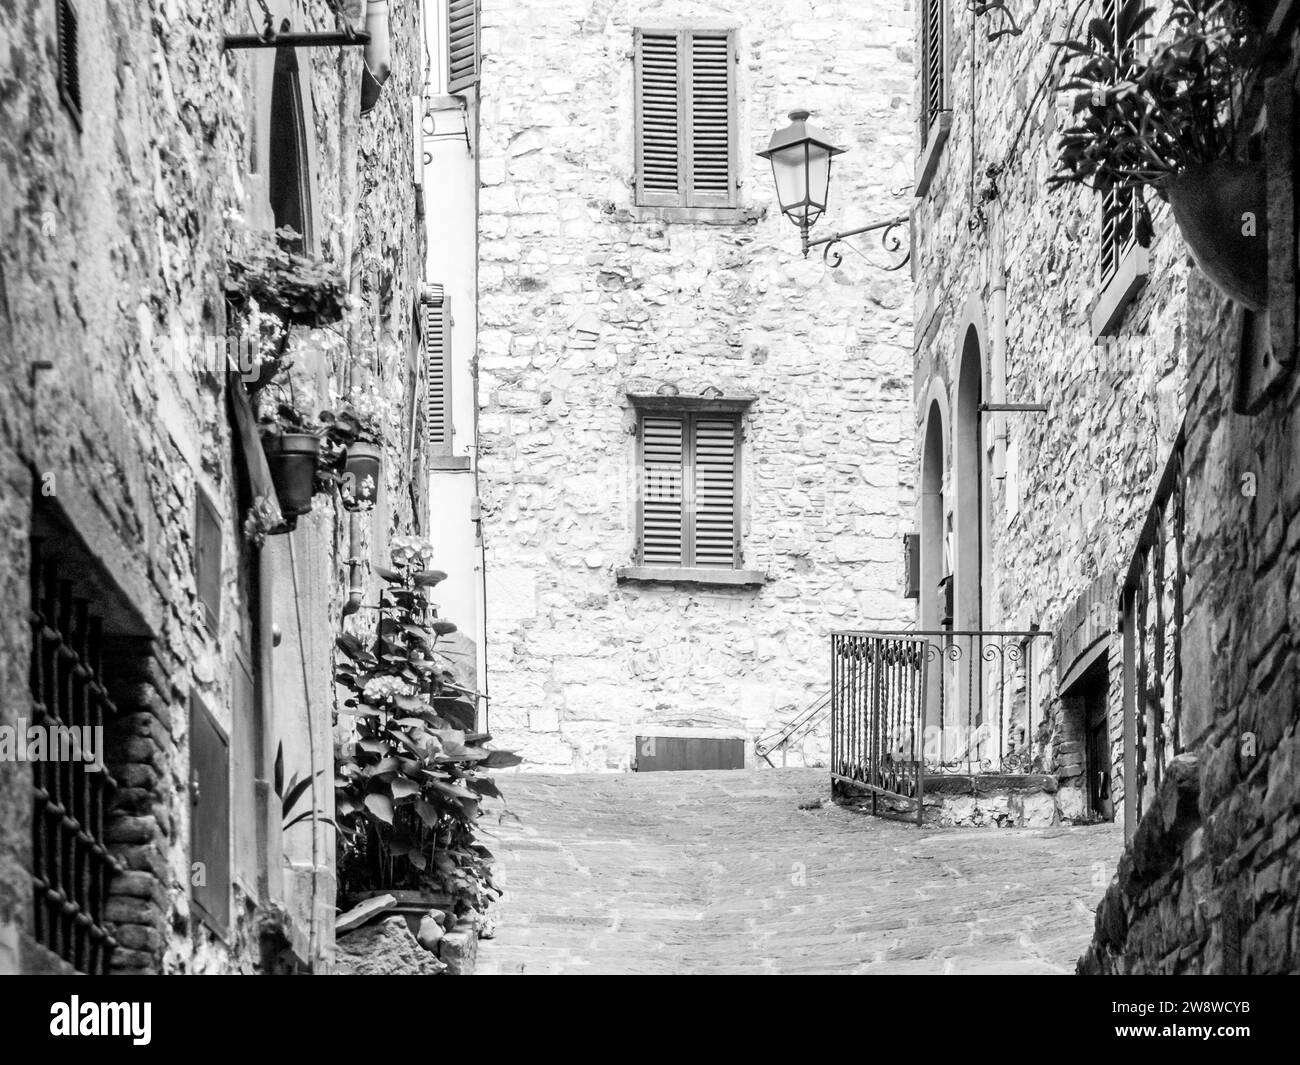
[0,0,428,974]
[908,0,1300,972]
[474,0,916,771]
[908,0,1189,821]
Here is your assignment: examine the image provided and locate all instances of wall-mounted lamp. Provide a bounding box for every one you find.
[758,109,910,271]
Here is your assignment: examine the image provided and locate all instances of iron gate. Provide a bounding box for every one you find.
[830,632,928,824]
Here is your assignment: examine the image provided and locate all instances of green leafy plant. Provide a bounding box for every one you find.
[274,741,335,832]
[333,536,521,916]
[226,226,351,391]
[226,226,350,329]
[1051,0,1263,219]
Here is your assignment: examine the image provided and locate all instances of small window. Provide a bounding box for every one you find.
[1094,0,1142,291]
[446,0,481,95]
[422,284,452,456]
[634,27,738,210]
[920,0,946,143]
[55,0,82,130]
[636,407,741,568]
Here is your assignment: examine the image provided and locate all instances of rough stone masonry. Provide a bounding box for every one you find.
[476,0,916,772]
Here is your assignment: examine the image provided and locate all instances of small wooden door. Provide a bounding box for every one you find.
[633,736,744,772]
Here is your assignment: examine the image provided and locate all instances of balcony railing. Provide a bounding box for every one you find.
[1121,425,1186,835]
[830,628,1054,822]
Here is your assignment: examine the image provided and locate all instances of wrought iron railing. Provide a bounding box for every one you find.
[29,541,122,974]
[830,633,929,824]
[1121,426,1186,835]
[756,689,830,767]
[831,628,1054,822]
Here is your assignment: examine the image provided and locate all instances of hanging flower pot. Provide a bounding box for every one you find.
[261,432,321,522]
[1168,160,1268,311]
[341,441,382,511]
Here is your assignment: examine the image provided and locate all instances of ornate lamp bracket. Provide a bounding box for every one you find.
[809,213,911,272]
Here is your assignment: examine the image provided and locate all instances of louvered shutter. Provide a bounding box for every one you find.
[446,0,480,95]
[56,0,82,129]
[634,30,683,206]
[635,28,737,209]
[422,285,452,455]
[921,0,944,140]
[640,416,686,564]
[685,31,735,208]
[1096,1,1137,288]
[692,417,739,566]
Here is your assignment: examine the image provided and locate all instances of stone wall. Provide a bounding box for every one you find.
[0,0,425,973]
[910,1,1187,811]
[476,0,916,771]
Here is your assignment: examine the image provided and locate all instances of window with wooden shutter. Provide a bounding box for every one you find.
[920,0,945,143]
[634,27,738,210]
[637,409,741,568]
[446,0,481,95]
[1095,0,1140,291]
[56,0,82,130]
[422,285,452,456]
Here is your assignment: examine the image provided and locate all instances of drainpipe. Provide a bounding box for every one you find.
[342,253,366,617]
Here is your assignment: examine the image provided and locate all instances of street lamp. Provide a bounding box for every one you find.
[757,109,845,256]
[759,109,910,270]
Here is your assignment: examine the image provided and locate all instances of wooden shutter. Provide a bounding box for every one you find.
[1097,2,1136,288]
[640,415,686,563]
[446,0,480,95]
[634,30,683,206]
[692,416,739,566]
[637,410,740,567]
[921,0,944,140]
[423,285,452,455]
[194,488,222,633]
[635,28,737,209]
[56,0,82,130]
[190,693,231,937]
[686,31,736,208]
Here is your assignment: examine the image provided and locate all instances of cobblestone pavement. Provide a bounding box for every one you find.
[475,768,1125,975]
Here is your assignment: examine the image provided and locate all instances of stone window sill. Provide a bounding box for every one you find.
[616,565,767,588]
[629,205,764,226]
[1090,242,1149,338]
[428,455,472,471]
[914,112,952,200]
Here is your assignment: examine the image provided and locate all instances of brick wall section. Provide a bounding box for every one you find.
[476,0,915,771]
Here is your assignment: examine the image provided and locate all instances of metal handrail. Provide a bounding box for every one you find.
[756,689,831,766]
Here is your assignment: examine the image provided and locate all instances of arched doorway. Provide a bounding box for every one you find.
[269,42,313,251]
[954,326,987,759]
[919,400,946,735]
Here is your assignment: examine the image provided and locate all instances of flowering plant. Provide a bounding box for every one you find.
[334,542,519,915]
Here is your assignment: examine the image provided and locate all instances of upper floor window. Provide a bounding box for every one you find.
[1095,0,1140,291]
[636,405,741,569]
[633,27,738,210]
[920,0,946,144]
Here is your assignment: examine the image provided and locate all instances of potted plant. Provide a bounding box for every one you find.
[225,226,351,391]
[333,537,520,926]
[320,398,385,512]
[1052,0,1267,307]
[258,403,323,526]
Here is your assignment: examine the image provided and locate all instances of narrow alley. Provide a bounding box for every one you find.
[477,770,1122,975]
